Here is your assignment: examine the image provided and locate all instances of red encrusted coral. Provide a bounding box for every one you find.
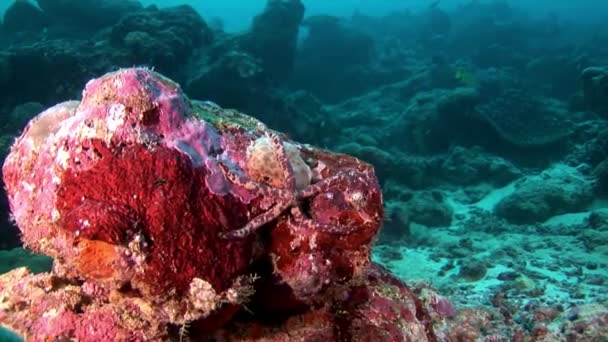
[0,67,432,340]
[2,69,259,331]
[3,69,259,294]
[213,264,436,341]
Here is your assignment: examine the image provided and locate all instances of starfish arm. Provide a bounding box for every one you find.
[217,161,275,197]
[220,201,291,239]
[300,169,373,199]
[300,173,348,198]
[267,131,296,191]
[289,207,354,235]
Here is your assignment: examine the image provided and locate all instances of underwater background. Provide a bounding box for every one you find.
[0,0,607,340]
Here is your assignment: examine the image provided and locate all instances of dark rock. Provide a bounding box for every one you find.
[475,89,573,148]
[497,271,519,281]
[440,146,521,186]
[281,90,331,143]
[290,15,376,103]
[3,0,49,33]
[426,5,452,36]
[525,55,590,99]
[185,48,304,140]
[566,120,608,167]
[0,52,12,93]
[400,87,481,153]
[592,159,608,195]
[586,275,605,286]
[36,0,142,30]
[381,200,411,240]
[495,165,594,224]
[110,5,211,77]
[335,143,396,183]
[185,1,303,121]
[0,39,127,110]
[240,0,305,83]
[2,102,44,133]
[587,209,608,230]
[458,259,488,282]
[580,210,608,252]
[401,191,453,227]
[582,66,608,118]
[185,46,267,112]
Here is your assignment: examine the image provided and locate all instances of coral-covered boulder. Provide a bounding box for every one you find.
[259,148,384,308]
[3,68,257,298]
[2,69,266,336]
[1,67,388,339]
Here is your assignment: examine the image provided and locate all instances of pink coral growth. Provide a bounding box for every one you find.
[1,68,403,340]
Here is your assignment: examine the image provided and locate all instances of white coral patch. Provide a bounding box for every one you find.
[51,208,61,222]
[20,182,35,193]
[42,308,59,318]
[76,120,100,140]
[188,278,219,314]
[55,145,71,169]
[107,104,126,132]
[112,77,124,89]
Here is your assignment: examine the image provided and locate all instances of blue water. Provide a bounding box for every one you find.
[0,329,21,342]
[2,1,608,31]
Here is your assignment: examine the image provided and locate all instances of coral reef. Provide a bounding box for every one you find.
[110,4,212,75]
[3,66,604,341]
[1,1,608,340]
[1,68,394,340]
[494,164,594,224]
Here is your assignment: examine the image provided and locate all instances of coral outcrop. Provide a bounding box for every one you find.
[110,4,212,75]
[582,66,608,118]
[494,164,594,224]
[240,0,305,82]
[36,0,142,30]
[0,68,443,341]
